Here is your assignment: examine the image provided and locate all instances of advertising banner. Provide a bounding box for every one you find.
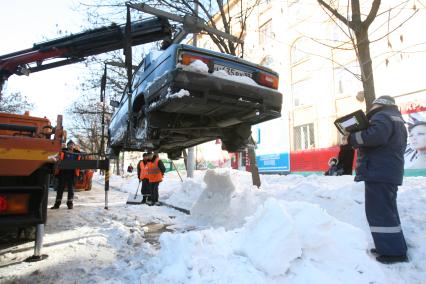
[400,100,426,170]
[252,117,291,173]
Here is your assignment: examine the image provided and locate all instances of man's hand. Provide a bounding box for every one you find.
[341,133,350,145]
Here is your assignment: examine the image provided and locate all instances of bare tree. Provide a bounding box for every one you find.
[67,62,120,154]
[317,0,419,111]
[0,92,34,113]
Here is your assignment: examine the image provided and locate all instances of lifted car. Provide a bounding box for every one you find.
[108,44,282,159]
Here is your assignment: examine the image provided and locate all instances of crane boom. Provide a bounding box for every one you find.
[0,17,172,90]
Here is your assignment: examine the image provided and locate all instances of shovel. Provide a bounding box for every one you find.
[126,181,143,205]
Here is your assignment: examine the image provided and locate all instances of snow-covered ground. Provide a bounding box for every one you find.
[1,170,425,283]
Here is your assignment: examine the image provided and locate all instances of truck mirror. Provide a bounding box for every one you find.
[110,100,120,108]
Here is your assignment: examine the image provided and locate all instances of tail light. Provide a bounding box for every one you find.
[0,194,30,215]
[180,53,213,70]
[255,72,279,89]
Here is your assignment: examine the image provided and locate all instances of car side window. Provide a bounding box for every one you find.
[119,89,129,106]
[132,58,146,89]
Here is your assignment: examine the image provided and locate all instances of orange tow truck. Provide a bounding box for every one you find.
[0,111,64,261]
[0,12,171,261]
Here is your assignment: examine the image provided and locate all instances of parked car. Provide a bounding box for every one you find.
[108,44,282,159]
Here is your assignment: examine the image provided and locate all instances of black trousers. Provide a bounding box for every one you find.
[141,178,150,198]
[365,182,407,256]
[150,182,160,203]
[56,171,75,202]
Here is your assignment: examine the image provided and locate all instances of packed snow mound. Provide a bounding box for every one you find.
[190,169,264,229]
[166,178,205,210]
[141,198,385,283]
[237,199,302,276]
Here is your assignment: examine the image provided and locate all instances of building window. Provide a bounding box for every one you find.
[334,66,361,96]
[294,123,315,150]
[290,38,311,107]
[292,79,311,107]
[259,20,272,45]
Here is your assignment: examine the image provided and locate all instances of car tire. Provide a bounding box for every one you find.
[109,146,121,158]
[221,124,251,152]
[167,149,182,160]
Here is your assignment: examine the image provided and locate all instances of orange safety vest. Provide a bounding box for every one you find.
[147,158,163,183]
[56,151,81,176]
[138,161,149,180]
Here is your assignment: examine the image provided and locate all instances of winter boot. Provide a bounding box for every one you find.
[66,200,73,209]
[50,201,61,209]
[376,255,408,264]
[142,196,147,204]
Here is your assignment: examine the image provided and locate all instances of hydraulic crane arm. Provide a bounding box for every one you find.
[0,16,172,90]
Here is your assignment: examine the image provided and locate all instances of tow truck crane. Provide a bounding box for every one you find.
[0,16,171,90]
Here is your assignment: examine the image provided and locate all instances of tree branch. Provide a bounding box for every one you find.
[363,0,381,28]
[317,0,354,29]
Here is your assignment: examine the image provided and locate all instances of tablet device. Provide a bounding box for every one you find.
[334,110,369,134]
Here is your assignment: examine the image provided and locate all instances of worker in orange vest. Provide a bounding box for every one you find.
[147,152,166,206]
[137,153,151,204]
[51,140,81,209]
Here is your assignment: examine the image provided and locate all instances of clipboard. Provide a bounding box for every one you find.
[334,110,369,134]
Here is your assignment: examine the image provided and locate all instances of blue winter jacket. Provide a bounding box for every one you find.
[348,106,407,185]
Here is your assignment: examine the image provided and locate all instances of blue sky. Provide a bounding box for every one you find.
[0,0,87,127]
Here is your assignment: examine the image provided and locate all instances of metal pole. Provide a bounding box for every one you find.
[186,1,199,179]
[187,148,195,178]
[100,64,107,157]
[105,158,110,209]
[248,137,261,188]
[25,223,48,262]
[33,223,44,257]
[125,5,133,147]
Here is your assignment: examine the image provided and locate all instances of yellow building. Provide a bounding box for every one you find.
[197,0,426,173]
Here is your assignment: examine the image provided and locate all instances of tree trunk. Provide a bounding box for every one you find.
[355,29,376,111]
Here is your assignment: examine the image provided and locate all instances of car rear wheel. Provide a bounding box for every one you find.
[221,124,251,152]
[167,149,182,160]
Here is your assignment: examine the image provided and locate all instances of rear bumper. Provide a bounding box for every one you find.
[144,69,282,122]
[0,185,48,227]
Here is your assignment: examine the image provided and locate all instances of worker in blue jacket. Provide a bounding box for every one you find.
[344,95,408,264]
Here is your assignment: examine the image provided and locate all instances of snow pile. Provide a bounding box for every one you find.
[190,169,263,229]
[165,178,205,210]
[3,170,425,283]
[141,196,385,283]
[237,199,302,276]
[177,59,209,73]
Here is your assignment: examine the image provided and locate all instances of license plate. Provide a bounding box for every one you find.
[213,64,252,78]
